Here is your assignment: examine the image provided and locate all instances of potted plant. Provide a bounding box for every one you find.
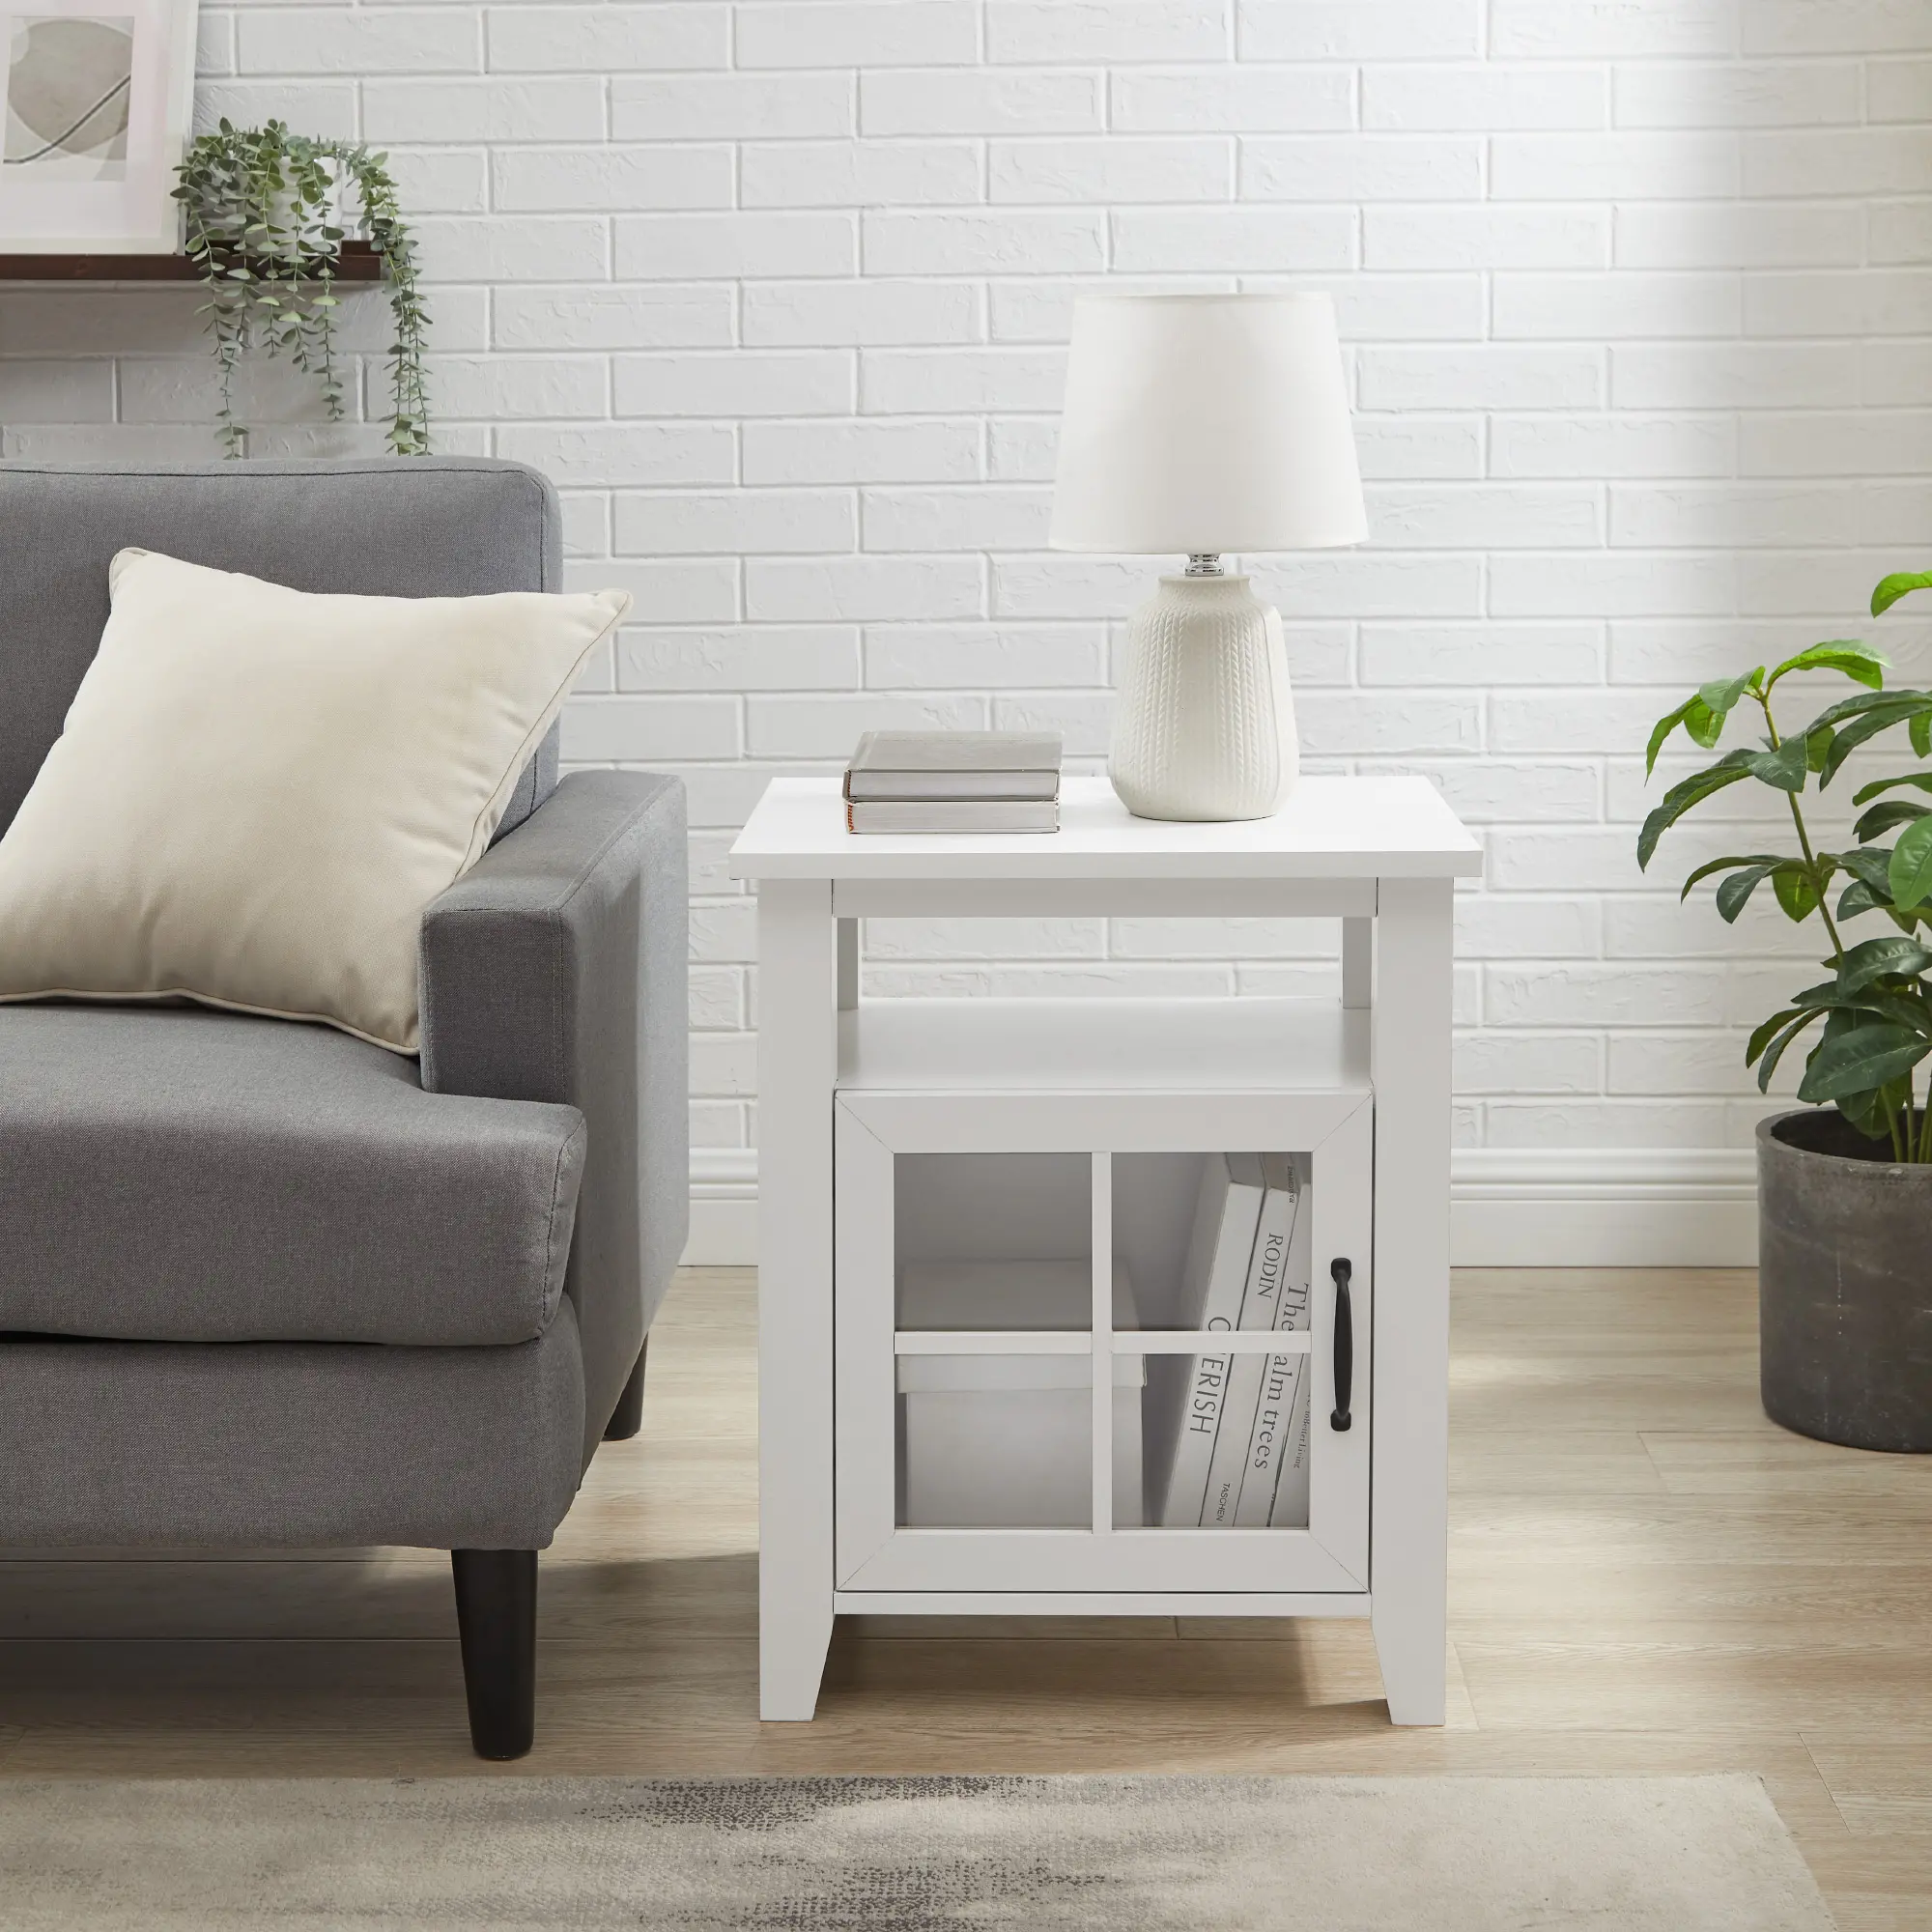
[174,120,429,458]
[1639,570,1932,1451]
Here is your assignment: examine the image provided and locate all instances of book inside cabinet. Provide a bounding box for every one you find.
[833,1091,1373,1599]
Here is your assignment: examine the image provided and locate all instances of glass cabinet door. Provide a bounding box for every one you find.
[834,1094,1373,1597]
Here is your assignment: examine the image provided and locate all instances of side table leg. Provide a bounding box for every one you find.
[1369,876,1454,1725]
[758,879,839,1720]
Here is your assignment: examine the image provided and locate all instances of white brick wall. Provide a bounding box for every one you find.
[7,0,1930,1201]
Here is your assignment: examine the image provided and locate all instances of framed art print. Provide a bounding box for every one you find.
[0,0,197,251]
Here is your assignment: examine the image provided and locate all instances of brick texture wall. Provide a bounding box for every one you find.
[7,1,1930,1196]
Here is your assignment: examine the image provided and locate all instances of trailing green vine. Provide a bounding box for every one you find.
[174,120,429,458]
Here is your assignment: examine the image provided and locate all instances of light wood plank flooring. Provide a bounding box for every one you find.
[3,1267,1929,1929]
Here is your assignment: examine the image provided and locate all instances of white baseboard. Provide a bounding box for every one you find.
[678,1147,1759,1269]
[1449,1149,1756,1267]
[683,1149,760,1265]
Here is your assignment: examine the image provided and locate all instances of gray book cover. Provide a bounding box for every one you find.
[845,731,1065,803]
[848,731,1063,775]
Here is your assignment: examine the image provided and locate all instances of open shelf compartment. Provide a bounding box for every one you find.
[839,996,1370,1097]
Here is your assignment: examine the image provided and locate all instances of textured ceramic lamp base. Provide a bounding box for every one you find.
[1108,573,1299,822]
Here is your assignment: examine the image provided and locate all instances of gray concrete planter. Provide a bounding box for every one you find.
[1757,1109,1932,1452]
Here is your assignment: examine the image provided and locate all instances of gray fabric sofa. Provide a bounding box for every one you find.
[0,458,687,1758]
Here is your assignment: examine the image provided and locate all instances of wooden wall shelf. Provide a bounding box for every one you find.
[0,241,384,282]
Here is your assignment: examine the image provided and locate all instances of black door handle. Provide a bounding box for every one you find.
[1329,1257,1353,1432]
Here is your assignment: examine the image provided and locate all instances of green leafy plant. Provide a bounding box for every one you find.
[1639,571,1932,1163]
[174,120,429,458]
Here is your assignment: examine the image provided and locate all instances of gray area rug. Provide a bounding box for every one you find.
[0,1774,1834,1930]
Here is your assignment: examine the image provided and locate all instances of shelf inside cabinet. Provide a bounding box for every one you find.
[895,1330,1091,1354]
[838,997,1370,1096]
[892,1331,1316,1355]
[1121,1331,1315,1354]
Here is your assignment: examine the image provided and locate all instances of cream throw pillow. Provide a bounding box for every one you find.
[0,550,630,1054]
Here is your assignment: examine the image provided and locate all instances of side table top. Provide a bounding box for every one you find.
[729,775,1482,882]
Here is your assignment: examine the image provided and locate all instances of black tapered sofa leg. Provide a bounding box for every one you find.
[451,1548,537,1760]
[603,1337,649,1441]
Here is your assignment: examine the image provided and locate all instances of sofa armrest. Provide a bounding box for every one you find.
[420,770,687,1459]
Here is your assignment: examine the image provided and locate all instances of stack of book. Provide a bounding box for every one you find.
[843,730,1062,834]
[1146,1152,1315,1530]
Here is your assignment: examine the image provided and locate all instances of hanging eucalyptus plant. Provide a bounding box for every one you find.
[174,120,429,458]
[1638,570,1932,1162]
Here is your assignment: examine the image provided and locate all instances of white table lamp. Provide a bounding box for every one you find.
[1049,293,1368,821]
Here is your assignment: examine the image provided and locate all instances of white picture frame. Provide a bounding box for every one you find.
[0,0,197,253]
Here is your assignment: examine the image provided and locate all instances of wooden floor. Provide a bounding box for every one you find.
[3,1266,1930,1928]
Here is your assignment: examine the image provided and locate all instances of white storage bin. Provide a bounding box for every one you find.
[896,1258,1143,1528]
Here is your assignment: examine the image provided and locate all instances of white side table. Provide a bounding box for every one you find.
[729,775,1481,1725]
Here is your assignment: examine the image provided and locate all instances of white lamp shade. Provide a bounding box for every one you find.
[1048,293,1368,556]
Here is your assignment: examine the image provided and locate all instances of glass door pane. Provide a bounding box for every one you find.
[891,1150,1119,1529]
[897,1352,1098,1528]
[1113,1150,1316,1531]
[895,1151,1092,1334]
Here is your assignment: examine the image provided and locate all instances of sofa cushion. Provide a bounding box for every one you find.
[0,550,629,1056]
[0,1006,587,1347]
[0,458,567,844]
